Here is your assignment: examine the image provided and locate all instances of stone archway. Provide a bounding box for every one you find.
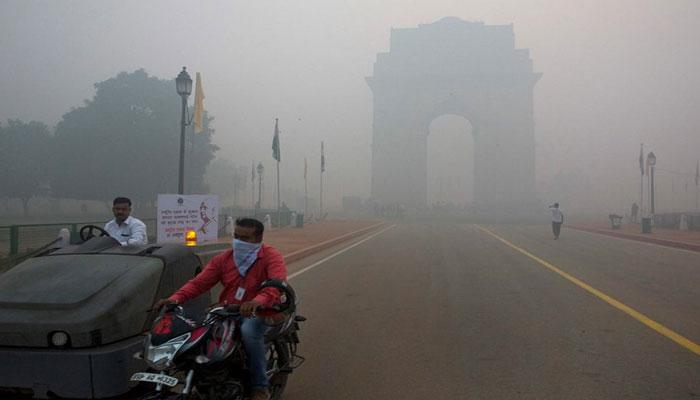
[366,17,541,216]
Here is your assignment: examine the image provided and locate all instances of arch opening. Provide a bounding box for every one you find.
[427,114,474,210]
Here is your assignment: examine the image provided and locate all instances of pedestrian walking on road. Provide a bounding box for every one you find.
[631,202,639,223]
[549,203,564,239]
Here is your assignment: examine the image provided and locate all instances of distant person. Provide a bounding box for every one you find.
[104,197,147,245]
[631,202,639,223]
[548,203,564,240]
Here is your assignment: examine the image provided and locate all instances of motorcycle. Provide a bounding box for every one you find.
[131,279,305,400]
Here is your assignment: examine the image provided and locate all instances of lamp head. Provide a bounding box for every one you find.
[175,67,192,97]
[647,151,656,166]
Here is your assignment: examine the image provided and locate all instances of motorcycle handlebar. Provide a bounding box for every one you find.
[156,280,296,318]
[221,304,281,314]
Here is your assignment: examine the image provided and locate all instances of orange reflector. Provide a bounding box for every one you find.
[185,230,197,247]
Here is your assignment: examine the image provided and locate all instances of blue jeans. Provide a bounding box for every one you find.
[240,317,270,389]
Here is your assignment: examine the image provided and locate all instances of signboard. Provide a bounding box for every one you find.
[157,194,219,244]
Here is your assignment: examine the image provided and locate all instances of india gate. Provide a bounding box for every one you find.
[367,17,541,217]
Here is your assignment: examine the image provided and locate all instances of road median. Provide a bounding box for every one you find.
[197,219,387,263]
[283,221,388,263]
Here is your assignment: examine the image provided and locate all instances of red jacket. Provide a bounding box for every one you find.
[169,244,287,307]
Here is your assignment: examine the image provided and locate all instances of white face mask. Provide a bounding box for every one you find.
[232,239,262,276]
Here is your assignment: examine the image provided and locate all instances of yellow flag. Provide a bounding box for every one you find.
[193,72,205,133]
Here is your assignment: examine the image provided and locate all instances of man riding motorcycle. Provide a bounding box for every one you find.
[153,217,287,400]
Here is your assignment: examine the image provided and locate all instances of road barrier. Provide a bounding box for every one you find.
[0,219,156,258]
[0,210,302,261]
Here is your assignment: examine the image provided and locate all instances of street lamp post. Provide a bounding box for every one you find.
[648,151,657,215]
[256,162,264,212]
[175,67,193,195]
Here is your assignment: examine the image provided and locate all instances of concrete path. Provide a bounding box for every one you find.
[570,221,700,252]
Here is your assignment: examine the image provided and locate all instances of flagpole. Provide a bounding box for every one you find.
[251,161,256,213]
[696,161,699,210]
[671,177,675,211]
[320,142,324,219]
[640,167,644,217]
[304,158,308,218]
[639,143,644,219]
[271,118,282,227]
[233,168,238,208]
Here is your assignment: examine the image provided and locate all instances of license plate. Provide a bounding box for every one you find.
[130,372,179,387]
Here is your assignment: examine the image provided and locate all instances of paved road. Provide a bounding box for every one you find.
[283,222,700,399]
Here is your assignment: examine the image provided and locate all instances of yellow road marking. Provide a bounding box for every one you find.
[475,225,700,357]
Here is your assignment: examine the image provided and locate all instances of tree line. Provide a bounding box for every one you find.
[0,69,218,216]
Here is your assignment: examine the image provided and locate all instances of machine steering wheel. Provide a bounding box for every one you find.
[79,225,111,241]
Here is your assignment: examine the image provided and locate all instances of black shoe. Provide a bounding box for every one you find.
[250,388,271,400]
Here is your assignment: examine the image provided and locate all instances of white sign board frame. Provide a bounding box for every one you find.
[156,194,219,244]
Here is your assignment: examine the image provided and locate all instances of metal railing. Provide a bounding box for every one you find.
[0,219,156,258]
[653,212,700,231]
[0,210,300,260]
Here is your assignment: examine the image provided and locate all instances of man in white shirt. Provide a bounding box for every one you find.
[104,197,148,246]
[549,203,564,240]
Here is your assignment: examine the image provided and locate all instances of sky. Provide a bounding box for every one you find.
[2,0,699,215]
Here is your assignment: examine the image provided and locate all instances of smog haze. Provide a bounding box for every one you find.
[1,0,699,216]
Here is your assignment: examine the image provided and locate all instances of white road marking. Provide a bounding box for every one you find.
[288,224,396,280]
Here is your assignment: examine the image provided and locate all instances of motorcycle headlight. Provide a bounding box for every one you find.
[49,331,70,347]
[145,333,190,370]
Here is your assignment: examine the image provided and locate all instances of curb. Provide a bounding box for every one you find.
[283,222,388,264]
[196,222,388,261]
[569,225,700,253]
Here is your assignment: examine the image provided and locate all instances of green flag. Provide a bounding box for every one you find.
[272,118,281,162]
[321,141,325,172]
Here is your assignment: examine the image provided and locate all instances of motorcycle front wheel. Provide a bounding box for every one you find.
[267,341,291,400]
[137,392,189,400]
